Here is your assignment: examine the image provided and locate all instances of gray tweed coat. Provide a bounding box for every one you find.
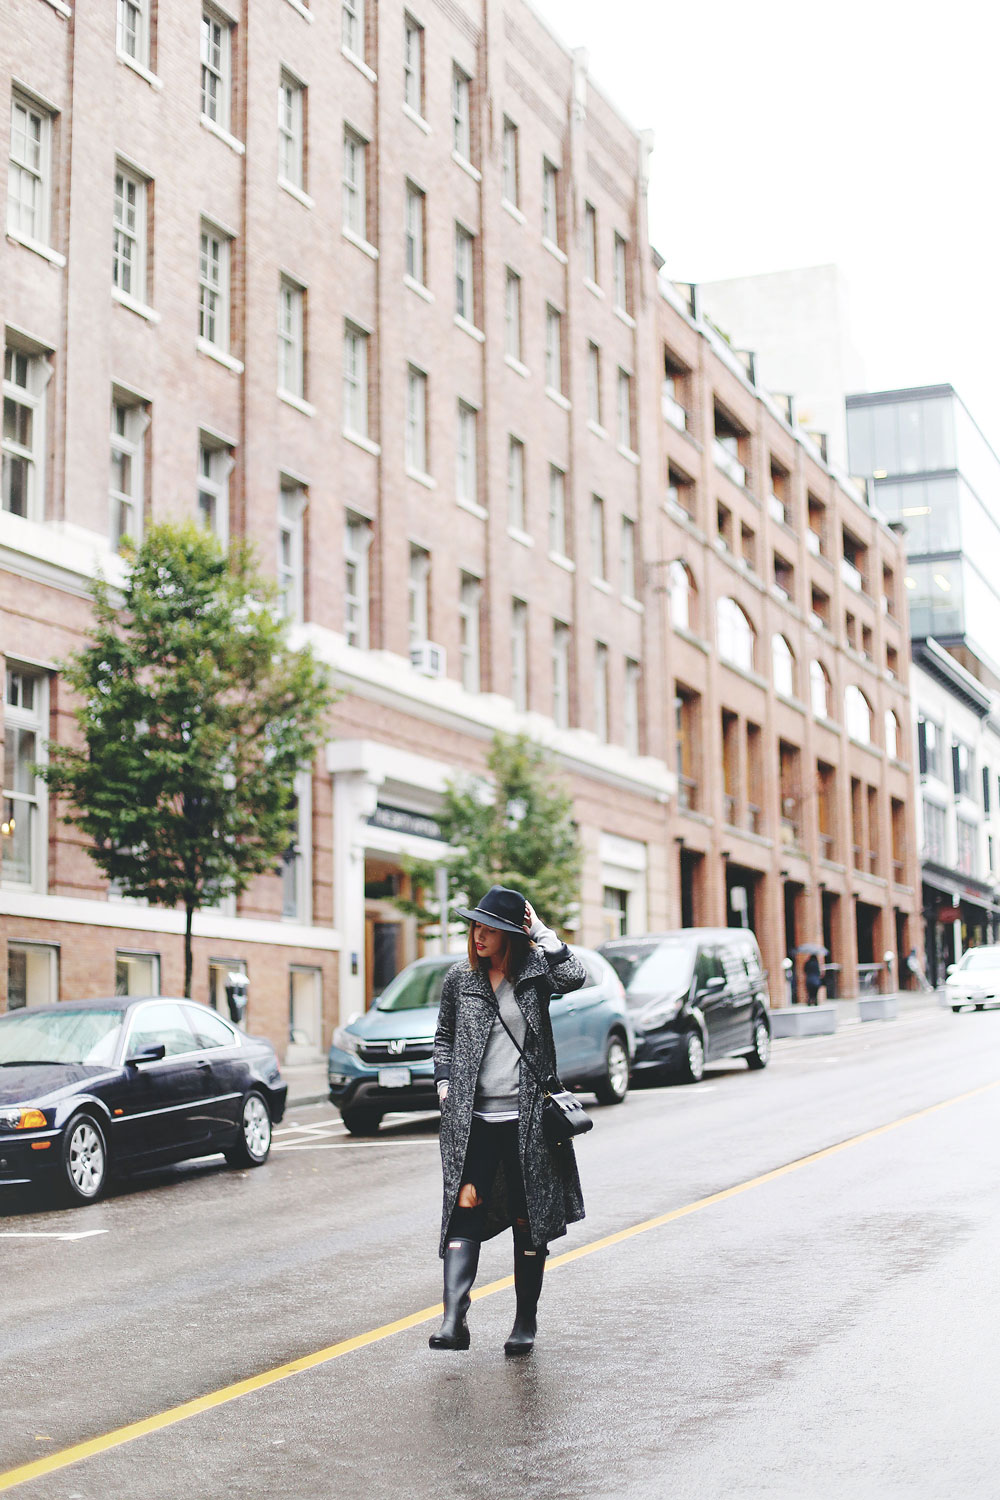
[433,941,588,1257]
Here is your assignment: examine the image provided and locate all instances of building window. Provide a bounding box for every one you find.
[117,0,149,64]
[810,659,831,719]
[198,223,231,349]
[344,511,371,647]
[7,941,58,1009]
[408,545,430,645]
[587,343,602,426]
[403,15,424,114]
[621,516,637,600]
[984,765,992,815]
[452,65,471,160]
[548,465,566,556]
[624,660,640,755]
[717,597,755,673]
[405,365,428,475]
[278,71,305,190]
[541,158,559,245]
[454,223,475,322]
[918,716,943,779]
[885,709,900,761]
[343,322,369,438]
[772,635,795,698]
[459,573,482,693]
[674,686,699,810]
[282,775,311,922]
[602,886,629,942]
[594,643,609,742]
[845,684,873,744]
[921,798,946,862]
[113,164,147,301]
[197,437,233,544]
[456,402,478,507]
[584,202,598,283]
[957,815,977,876]
[8,93,52,248]
[277,277,305,400]
[200,8,232,131]
[507,436,525,531]
[668,560,694,631]
[953,739,973,798]
[511,599,528,712]
[116,951,160,997]
[590,494,606,580]
[404,180,425,283]
[2,667,47,891]
[278,480,306,622]
[502,118,519,205]
[545,305,563,393]
[110,394,149,549]
[617,368,635,451]
[504,270,522,361]
[342,0,363,58]
[552,621,569,729]
[613,232,629,312]
[342,128,367,239]
[3,341,49,521]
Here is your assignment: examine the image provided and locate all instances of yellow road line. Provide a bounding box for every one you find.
[2,1076,996,1493]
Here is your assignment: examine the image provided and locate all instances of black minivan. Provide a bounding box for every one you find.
[599,928,771,1084]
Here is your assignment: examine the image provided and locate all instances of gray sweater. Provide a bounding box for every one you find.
[473,921,563,1118]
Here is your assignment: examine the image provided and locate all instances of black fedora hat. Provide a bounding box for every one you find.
[454,885,527,936]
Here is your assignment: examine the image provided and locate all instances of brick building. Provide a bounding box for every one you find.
[1,0,918,1051]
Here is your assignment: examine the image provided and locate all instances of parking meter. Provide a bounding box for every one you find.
[225,972,249,1027]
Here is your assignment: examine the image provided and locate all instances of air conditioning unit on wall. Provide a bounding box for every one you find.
[410,640,446,677]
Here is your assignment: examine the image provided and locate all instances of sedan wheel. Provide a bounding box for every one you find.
[225,1092,272,1168]
[746,1018,771,1071]
[593,1033,630,1105]
[61,1114,108,1204]
[676,1030,705,1085]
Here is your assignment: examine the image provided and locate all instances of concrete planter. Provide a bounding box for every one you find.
[858,995,899,1022]
[770,1004,838,1038]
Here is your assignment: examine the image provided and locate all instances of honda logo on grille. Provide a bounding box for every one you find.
[387,1039,406,1056]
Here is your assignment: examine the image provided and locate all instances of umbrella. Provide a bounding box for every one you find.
[796,942,828,955]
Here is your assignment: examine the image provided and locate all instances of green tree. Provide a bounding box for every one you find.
[38,522,334,996]
[395,732,582,936]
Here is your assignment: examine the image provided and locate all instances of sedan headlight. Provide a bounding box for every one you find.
[0,1108,47,1132]
[331,1027,362,1057]
[637,997,684,1031]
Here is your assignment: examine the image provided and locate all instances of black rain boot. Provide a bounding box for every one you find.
[429,1238,480,1350]
[504,1246,547,1357]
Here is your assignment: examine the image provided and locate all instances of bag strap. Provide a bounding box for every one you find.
[491,998,554,1096]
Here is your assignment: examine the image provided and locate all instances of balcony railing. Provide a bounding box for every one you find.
[661,386,688,432]
[806,528,823,557]
[840,557,864,594]
[818,832,835,861]
[810,611,828,631]
[677,773,698,812]
[780,817,801,847]
[746,803,762,835]
[768,493,786,525]
[712,438,746,488]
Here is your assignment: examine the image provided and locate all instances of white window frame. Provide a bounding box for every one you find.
[452,65,471,161]
[342,0,364,59]
[617,367,635,451]
[548,465,566,556]
[584,201,598,283]
[2,340,51,523]
[113,163,147,302]
[197,435,234,545]
[459,573,482,694]
[404,180,425,283]
[613,231,629,312]
[502,118,519,205]
[624,659,640,755]
[405,365,428,476]
[342,321,369,438]
[342,127,367,239]
[277,276,305,400]
[403,15,423,114]
[110,392,149,549]
[278,70,304,191]
[717,597,755,673]
[587,342,602,426]
[2,666,49,894]
[621,516,637,600]
[201,7,232,132]
[810,659,831,719]
[344,512,372,647]
[552,621,569,729]
[456,401,477,506]
[772,634,795,698]
[282,772,312,923]
[117,0,149,65]
[594,642,609,742]
[545,305,562,393]
[511,599,528,712]
[504,270,522,361]
[199,222,231,350]
[408,545,430,645]
[454,223,474,322]
[278,479,306,623]
[591,494,606,580]
[507,436,525,531]
[8,93,52,248]
[542,158,558,244]
[846,684,873,745]
[668,560,693,631]
[115,951,161,997]
[6,941,59,1009]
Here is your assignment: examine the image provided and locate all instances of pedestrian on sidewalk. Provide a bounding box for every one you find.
[804,953,823,1006]
[429,885,587,1357]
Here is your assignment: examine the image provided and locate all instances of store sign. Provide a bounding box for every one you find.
[368,804,443,841]
[937,906,961,924]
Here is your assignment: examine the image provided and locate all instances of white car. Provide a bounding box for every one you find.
[945,947,1000,1011]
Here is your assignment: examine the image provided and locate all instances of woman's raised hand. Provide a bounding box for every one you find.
[523,900,537,933]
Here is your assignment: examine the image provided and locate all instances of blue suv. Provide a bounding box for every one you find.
[328,948,634,1134]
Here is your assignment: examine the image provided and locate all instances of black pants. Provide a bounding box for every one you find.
[448,1117,529,1244]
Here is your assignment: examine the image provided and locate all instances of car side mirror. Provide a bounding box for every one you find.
[127,1043,166,1066]
[946,964,956,977]
[702,976,726,994]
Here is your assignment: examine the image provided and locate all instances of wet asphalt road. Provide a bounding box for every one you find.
[4,1000,1000,1499]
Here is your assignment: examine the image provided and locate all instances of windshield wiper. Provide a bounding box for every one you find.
[0,1059,64,1067]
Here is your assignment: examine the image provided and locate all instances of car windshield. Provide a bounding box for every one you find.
[0,1008,126,1066]
[605,940,697,1003]
[376,963,452,1012]
[959,948,1000,972]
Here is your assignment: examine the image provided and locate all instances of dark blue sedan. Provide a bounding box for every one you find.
[0,997,287,1204]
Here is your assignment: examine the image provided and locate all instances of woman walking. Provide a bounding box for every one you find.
[429,884,587,1356]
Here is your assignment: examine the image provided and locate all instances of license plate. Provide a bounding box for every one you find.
[378,1067,411,1088]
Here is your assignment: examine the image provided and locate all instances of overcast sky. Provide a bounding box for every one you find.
[536,0,1000,450]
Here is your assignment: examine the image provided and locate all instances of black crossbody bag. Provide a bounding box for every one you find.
[493,1004,594,1148]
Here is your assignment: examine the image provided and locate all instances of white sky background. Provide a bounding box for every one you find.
[535,0,1000,447]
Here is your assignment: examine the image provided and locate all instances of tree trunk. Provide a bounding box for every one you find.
[184,903,194,997]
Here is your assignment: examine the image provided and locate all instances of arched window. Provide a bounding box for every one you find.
[810,660,831,719]
[668,560,695,632]
[717,597,755,672]
[845,684,873,744]
[885,709,900,759]
[772,635,795,698]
